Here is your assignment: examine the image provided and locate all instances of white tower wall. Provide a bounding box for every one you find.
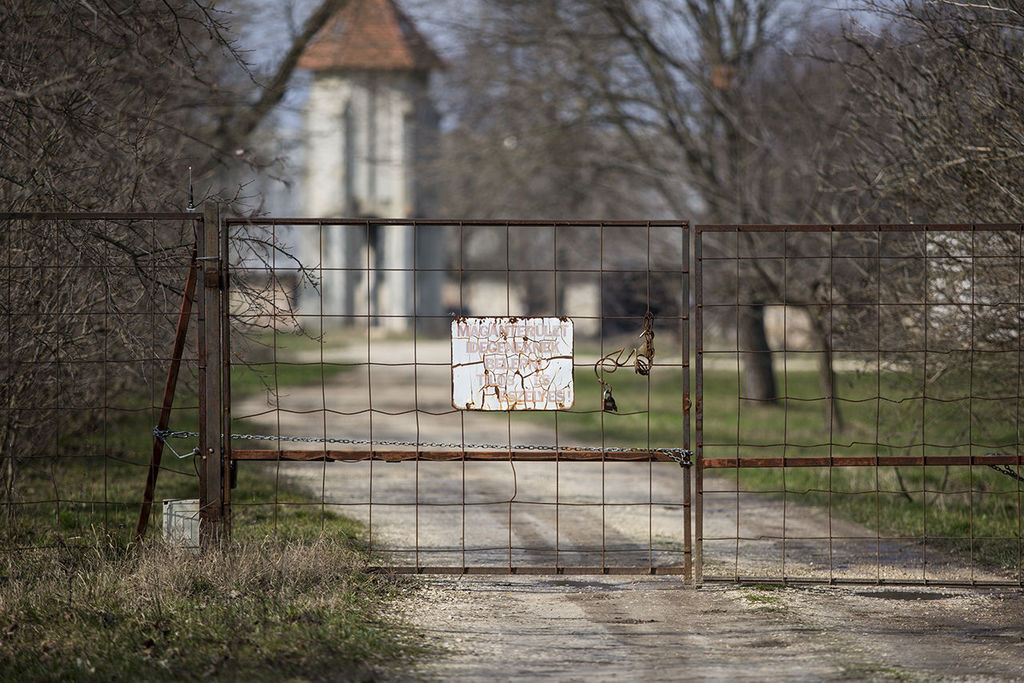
[302,69,443,330]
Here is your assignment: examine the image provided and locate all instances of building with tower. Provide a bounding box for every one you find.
[297,0,445,330]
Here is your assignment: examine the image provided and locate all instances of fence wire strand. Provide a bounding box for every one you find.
[224,218,691,576]
[695,224,1024,586]
[0,213,201,552]
[10,213,1017,587]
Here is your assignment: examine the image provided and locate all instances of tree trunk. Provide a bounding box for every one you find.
[738,304,777,403]
[2,425,14,524]
[807,310,844,433]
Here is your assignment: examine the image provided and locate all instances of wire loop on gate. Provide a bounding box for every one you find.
[594,311,655,412]
[152,426,200,459]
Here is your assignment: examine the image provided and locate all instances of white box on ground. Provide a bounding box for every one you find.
[162,498,199,548]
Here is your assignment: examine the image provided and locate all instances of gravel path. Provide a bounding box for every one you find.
[400,578,1024,681]
[234,338,1024,680]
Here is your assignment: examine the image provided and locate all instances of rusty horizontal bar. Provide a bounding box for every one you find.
[0,212,199,221]
[367,566,690,576]
[702,454,1022,468]
[232,448,690,463]
[226,217,688,226]
[696,223,1022,233]
[234,311,687,319]
[699,577,1023,587]
[698,254,1024,261]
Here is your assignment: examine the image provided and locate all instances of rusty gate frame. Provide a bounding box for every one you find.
[131,204,231,546]
[202,215,693,577]
[188,215,1023,585]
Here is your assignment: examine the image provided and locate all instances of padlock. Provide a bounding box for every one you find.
[602,386,618,413]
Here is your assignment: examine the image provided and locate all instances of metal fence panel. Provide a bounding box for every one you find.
[222,218,691,577]
[0,212,201,552]
[695,224,1024,586]
[5,212,1021,588]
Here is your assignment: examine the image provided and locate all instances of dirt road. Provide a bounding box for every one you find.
[402,577,1024,680]
[234,338,1024,680]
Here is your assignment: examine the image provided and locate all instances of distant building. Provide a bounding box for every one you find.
[297,0,445,330]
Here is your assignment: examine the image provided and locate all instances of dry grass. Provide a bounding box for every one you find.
[0,537,424,681]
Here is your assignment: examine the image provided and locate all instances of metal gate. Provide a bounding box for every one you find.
[200,214,692,577]
[186,214,1023,586]
[694,224,1024,586]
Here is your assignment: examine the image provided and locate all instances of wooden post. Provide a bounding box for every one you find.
[198,203,224,546]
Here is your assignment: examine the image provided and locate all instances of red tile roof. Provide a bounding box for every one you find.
[298,0,443,72]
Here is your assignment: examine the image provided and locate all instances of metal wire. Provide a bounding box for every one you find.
[155,426,691,463]
[18,213,1019,586]
[0,212,201,553]
[224,218,692,576]
[694,223,1024,587]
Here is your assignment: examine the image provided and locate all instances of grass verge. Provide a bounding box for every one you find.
[0,540,423,681]
[1,359,424,681]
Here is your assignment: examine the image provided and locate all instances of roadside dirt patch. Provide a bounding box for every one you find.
[400,578,1024,680]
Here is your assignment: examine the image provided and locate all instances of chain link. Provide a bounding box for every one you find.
[989,463,1024,483]
[153,427,692,466]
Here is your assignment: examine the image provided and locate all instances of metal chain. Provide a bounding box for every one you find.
[989,463,1024,483]
[153,427,692,466]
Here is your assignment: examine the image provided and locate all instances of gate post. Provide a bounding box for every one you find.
[683,222,693,585]
[197,202,225,546]
[693,227,704,586]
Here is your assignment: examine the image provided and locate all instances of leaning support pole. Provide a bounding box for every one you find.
[133,249,198,544]
[198,203,225,547]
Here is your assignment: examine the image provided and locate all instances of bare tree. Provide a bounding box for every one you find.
[833,0,1024,222]
[0,0,349,515]
[826,0,1024,445]
[435,1,859,422]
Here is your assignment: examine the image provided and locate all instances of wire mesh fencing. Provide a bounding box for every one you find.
[11,212,1017,586]
[0,212,201,553]
[695,224,1024,586]
[224,218,692,575]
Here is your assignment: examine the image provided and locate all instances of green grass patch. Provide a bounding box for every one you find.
[2,359,355,550]
[0,358,423,680]
[230,353,353,400]
[537,362,1023,569]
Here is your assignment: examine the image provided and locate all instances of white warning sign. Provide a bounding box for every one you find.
[451,317,574,411]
